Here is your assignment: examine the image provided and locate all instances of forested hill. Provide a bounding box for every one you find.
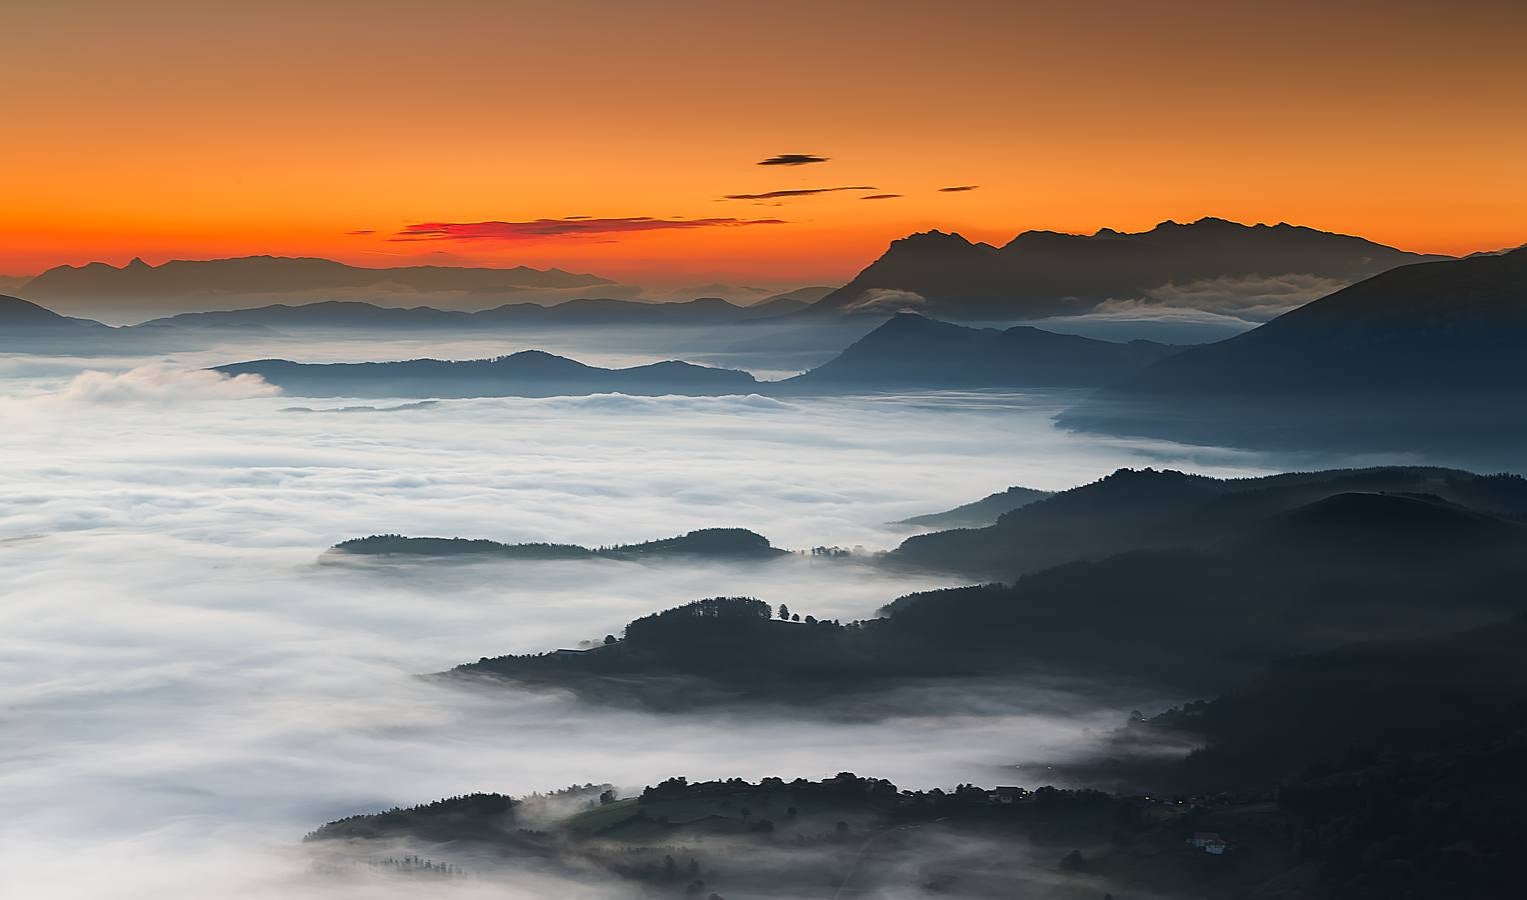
[331,528,788,561]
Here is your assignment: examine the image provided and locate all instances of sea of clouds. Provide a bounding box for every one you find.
[0,347,1326,897]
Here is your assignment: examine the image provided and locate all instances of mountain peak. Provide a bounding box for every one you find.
[885,230,989,254]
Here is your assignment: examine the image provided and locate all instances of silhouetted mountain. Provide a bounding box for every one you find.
[1060,249,1527,455]
[776,313,1178,391]
[472,296,797,326]
[331,528,787,561]
[892,466,1527,579]
[146,300,473,330]
[214,351,760,398]
[810,218,1447,320]
[144,295,804,331]
[746,285,835,311]
[895,485,1052,529]
[23,255,611,316]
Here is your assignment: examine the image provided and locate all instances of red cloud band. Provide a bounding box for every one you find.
[393,217,787,241]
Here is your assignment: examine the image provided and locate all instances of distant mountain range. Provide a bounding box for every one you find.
[1059,247,1527,454]
[775,313,1178,391]
[809,217,1450,320]
[146,295,813,331]
[20,255,616,318]
[213,313,1186,398]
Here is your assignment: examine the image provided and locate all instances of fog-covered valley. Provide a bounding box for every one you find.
[0,336,1315,898]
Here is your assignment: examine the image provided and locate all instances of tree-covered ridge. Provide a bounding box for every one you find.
[451,469,1527,705]
[331,528,788,561]
[306,793,517,843]
[306,772,1250,900]
[327,617,1527,899]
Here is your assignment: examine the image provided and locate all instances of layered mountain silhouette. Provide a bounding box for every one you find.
[216,351,760,398]
[810,217,1448,320]
[1059,248,1527,454]
[774,313,1178,391]
[144,296,807,331]
[21,255,615,317]
[211,313,1184,397]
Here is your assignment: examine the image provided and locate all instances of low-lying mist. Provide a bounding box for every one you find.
[0,352,1330,897]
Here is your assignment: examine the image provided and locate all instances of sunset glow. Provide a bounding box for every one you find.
[4,0,1524,285]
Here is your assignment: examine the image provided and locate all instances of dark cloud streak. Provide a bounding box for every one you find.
[722,186,876,200]
[939,185,980,192]
[757,154,829,166]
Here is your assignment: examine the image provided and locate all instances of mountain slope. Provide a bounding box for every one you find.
[890,465,1527,579]
[0,294,116,349]
[0,294,107,330]
[810,218,1447,320]
[895,485,1053,529]
[1059,248,1527,453]
[775,313,1178,391]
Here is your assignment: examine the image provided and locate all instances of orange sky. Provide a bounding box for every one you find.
[3,0,1524,286]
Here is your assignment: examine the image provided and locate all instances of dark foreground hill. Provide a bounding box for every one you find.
[317,618,1527,899]
[330,528,787,561]
[214,351,761,398]
[810,217,1445,320]
[1059,248,1527,455]
[307,775,1250,900]
[775,313,1178,391]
